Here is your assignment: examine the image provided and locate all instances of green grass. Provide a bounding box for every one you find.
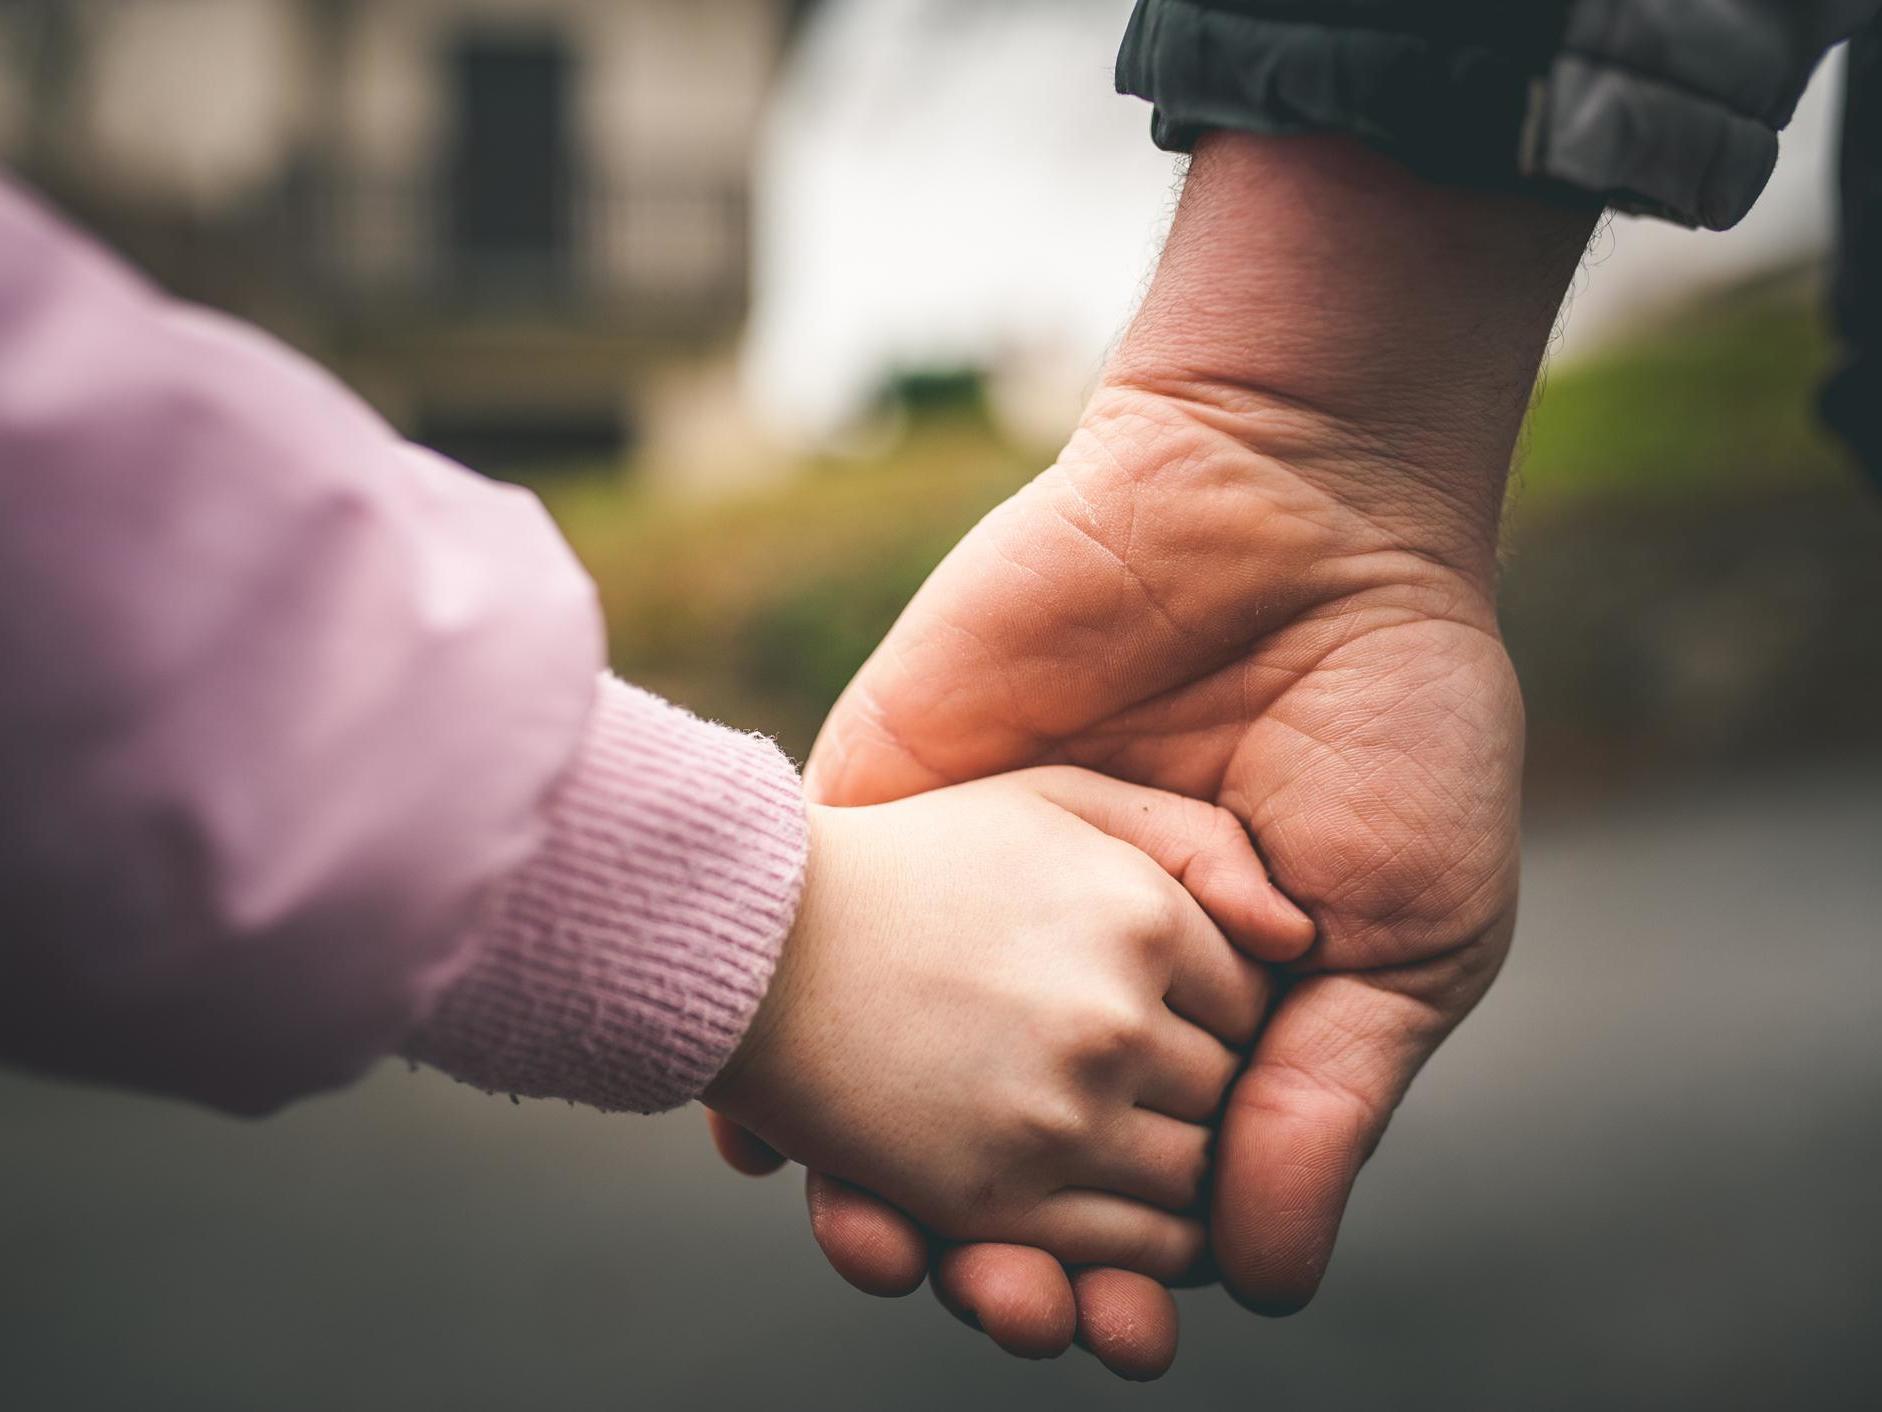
[1515,287,1849,511]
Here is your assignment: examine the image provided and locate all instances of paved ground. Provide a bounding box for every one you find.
[4,760,1879,1411]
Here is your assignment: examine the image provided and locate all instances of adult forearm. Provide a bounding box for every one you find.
[1104,132,1598,586]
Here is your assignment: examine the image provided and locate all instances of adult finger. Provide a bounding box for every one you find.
[804,1171,931,1297]
[1210,972,1464,1314]
[1020,766,1317,964]
[929,1249,1183,1379]
[1071,1269,1180,1381]
[705,1110,787,1177]
[931,1245,1077,1359]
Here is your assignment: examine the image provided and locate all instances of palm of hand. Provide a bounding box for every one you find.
[806,388,1524,1312]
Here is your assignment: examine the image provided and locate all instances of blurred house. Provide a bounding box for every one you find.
[0,0,812,470]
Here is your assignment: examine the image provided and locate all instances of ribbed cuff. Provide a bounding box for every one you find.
[405,676,808,1114]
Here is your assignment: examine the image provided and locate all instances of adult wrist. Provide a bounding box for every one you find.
[1079,375,1511,599]
[1103,131,1596,586]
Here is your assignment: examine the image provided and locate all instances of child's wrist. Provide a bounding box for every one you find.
[410,676,809,1116]
[704,804,834,1125]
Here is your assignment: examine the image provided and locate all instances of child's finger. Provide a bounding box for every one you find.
[1016,1193,1207,1282]
[1077,1110,1213,1211]
[1179,802,1317,962]
[1137,1016,1242,1121]
[1020,766,1315,962]
[1162,886,1272,1044]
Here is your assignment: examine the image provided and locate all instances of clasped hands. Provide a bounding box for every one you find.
[706,131,1588,1377]
[703,369,1525,1378]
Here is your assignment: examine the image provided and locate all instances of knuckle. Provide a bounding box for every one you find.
[1013,1094,1094,1154]
[1111,873,1184,948]
[1068,995,1154,1067]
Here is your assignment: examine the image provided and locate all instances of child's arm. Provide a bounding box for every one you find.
[702,767,1313,1281]
[0,178,803,1116]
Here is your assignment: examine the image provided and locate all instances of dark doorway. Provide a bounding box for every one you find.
[448,35,573,293]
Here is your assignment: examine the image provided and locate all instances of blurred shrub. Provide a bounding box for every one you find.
[1508,279,1882,795]
[1517,281,1849,507]
[877,367,995,429]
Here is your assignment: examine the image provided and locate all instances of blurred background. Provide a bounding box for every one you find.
[1,1,1879,1408]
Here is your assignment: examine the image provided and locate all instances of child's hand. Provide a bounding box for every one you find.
[705,767,1315,1281]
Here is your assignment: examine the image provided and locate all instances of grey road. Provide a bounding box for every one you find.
[4,761,1879,1411]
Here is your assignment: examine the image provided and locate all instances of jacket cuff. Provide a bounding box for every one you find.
[1115,0,1781,230]
[1117,3,1540,186]
[405,676,808,1114]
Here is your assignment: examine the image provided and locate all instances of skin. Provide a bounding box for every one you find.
[715,132,1597,1376]
[704,767,1314,1277]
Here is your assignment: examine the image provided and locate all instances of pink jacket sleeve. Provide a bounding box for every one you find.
[0,178,805,1117]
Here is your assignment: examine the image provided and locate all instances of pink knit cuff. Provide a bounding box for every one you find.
[405,676,808,1114]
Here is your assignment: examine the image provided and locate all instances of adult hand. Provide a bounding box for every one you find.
[712,133,1595,1376]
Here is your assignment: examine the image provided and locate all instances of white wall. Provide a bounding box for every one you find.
[744,0,1179,443]
[575,0,781,296]
[332,0,778,174]
[77,0,312,210]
